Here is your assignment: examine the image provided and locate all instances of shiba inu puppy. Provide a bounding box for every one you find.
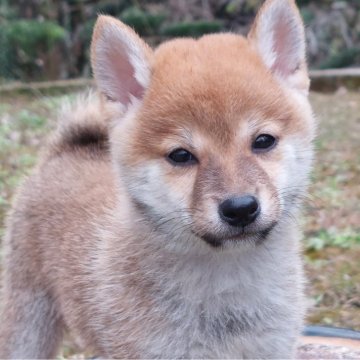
[0,0,316,358]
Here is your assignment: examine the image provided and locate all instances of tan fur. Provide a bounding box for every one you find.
[0,1,316,358]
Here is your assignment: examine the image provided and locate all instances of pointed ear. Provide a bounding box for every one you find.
[91,15,153,108]
[248,0,309,93]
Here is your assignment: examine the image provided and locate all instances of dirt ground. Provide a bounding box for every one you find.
[0,90,359,355]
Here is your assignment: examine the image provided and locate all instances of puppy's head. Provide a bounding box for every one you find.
[91,0,315,251]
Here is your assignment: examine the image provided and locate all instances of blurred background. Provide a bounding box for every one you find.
[0,0,360,82]
[0,1,359,356]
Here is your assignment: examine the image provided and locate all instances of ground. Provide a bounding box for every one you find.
[0,89,359,353]
[303,91,360,330]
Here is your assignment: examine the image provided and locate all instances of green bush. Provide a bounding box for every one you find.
[94,0,131,16]
[301,8,315,25]
[318,47,360,69]
[0,25,14,80]
[120,6,166,36]
[7,20,66,57]
[161,21,222,38]
[296,0,312,6]
[0,20,66,79]
[80,19,96,48]
[0,0,17,20]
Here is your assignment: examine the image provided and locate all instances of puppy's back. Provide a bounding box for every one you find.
[7,91,116,273]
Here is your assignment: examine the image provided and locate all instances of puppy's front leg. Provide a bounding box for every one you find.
[0,286,63,359]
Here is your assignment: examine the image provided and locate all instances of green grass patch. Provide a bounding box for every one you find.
[18,110,46,130]
[306,229,360,251]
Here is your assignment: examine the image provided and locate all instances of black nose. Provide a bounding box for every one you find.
[219,195,260,227]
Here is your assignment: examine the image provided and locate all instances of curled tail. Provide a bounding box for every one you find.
[47,90,110,158]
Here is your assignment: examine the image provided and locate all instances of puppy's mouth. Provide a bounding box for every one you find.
[199,223,277,248]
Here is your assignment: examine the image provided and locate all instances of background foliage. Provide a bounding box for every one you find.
[0,0,360,82]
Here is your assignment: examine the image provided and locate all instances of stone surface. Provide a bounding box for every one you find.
[297,344,360,359]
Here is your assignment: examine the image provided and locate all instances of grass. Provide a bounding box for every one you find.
[0,90,359,346]
[303,92,360,330]
[305,229,360,251]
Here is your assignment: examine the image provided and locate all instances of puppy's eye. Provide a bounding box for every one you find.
[167,149,197,166]
[252,134,277,152]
